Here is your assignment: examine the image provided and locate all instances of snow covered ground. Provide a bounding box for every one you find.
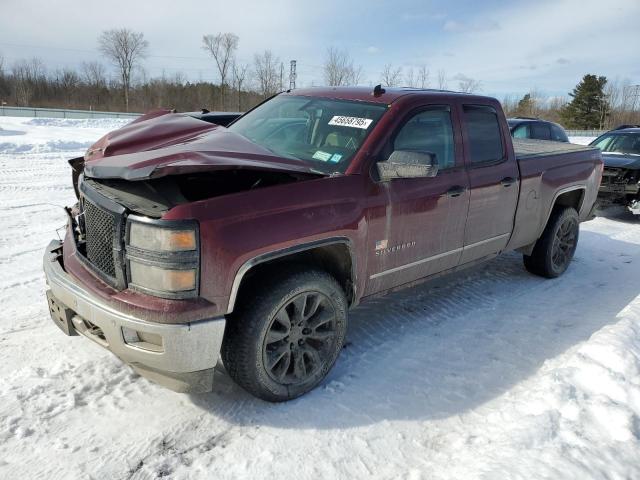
[570,136,598,146]
[1,118,639,480]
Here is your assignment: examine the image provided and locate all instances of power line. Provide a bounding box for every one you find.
[0,41,214,62]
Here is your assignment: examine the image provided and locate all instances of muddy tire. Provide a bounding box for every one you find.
[221,268,348,402]
[524,207,579,278]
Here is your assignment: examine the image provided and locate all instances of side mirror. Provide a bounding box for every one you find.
[376,150,438,181]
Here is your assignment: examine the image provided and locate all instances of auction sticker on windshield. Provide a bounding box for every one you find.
[328,116,373,129]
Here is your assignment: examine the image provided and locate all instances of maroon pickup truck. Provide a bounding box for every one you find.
[44,87,603,401]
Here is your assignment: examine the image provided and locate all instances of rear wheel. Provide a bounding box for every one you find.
[221,268,347,402]
[524,207,579,278]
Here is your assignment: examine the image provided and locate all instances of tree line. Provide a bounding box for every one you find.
[0,28,638,130]
[503,75,639,130]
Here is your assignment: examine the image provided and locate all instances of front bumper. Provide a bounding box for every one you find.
[43,239,226,393]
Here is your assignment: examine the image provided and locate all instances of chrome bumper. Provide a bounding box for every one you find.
[43,240,226,393]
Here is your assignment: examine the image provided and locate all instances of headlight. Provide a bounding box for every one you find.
[129,261,196,292]
[126,217,199,299]
[129,222,196,251]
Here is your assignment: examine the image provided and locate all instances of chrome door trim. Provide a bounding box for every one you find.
[369,232,511,280]
[370,247,463,279]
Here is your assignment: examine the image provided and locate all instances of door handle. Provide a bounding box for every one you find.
[500,177,516,187]
[446,185,466,198]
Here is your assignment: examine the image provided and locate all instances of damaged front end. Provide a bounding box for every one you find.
[598,166,640,214]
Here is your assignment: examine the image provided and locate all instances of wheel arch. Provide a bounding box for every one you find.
[543,185,585,234]
[518,185,585,256]
[552,186,585,214]
[226,237,356,314]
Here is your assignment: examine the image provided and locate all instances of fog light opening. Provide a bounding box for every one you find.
[121,326,164,352]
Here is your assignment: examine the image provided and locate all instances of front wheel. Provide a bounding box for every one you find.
[524,206,580,278]
[221,268,348,402]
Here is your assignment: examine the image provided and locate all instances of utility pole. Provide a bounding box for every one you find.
[289,60,297,90]
[280,62,284,91]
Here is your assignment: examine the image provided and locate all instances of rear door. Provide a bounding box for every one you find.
[364,104,470,295]
[459,104,519,264]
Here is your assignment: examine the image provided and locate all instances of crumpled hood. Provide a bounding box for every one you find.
[601,153,640,170]
[83,110,324,181]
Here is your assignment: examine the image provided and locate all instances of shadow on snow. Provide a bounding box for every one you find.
[189,229,640,429]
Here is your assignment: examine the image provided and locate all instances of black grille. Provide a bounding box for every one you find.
[83,199,117,277]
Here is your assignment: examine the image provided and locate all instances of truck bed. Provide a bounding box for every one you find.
[513,138,598,159]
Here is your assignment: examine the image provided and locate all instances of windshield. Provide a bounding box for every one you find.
[228,95,388,174]
[591,133,640,156]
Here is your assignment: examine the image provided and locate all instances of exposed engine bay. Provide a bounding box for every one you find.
[598,166,640,214]
[76,169,311,218]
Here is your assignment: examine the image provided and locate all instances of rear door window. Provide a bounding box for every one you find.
[531,122,551,140]
[463,105,504,165]
[551,124,568,142]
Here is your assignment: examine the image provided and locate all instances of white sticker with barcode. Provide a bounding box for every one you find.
[328,116,373,129]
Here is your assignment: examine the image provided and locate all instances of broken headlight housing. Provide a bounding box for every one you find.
[125,216,199,299]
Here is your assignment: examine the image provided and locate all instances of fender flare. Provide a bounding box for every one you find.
[542,184,586,230]
[226,236,356,314]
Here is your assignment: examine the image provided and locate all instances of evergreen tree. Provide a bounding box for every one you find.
[515,93,534,117]
[560,74,609,129]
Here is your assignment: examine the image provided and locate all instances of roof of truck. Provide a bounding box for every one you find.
[285,86,495,104]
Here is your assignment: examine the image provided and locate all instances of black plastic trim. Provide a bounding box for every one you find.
[77,175,128,289]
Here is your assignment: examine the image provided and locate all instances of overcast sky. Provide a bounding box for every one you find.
[1,0,638,99]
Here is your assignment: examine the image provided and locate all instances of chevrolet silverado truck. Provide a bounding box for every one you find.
[590,126,640,214]
[44,87,603,401]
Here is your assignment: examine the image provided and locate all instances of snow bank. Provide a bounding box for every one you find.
[0,116,130,155]
[25,117,133,129]
[569,136,597,145]
[0,119,639,479]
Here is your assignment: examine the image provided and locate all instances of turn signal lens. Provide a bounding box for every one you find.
[129,261,196,292]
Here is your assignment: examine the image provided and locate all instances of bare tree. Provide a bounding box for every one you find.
[417,65,430,88]
[98,28,148,111]
[254,50,280,98]
[350,65,363,85]
[404,67,416,88]
[56,68,80,106]
[232,62,249,111]
[437,70,448,90]
[605,77,622,115]
[81,61,108,109]
[457,75,481,93]
[11,57,46,106]
[202,32,239,110]
[323,47,362,86]
[381,63,402,87]
[81,61,107,89]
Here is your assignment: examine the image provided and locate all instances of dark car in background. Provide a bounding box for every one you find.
[186,110,242,126]
[508,117,569,142]
[591,126,640,214]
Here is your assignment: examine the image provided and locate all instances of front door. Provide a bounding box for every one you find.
[459,104,519,264]
[365,105,470,295]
